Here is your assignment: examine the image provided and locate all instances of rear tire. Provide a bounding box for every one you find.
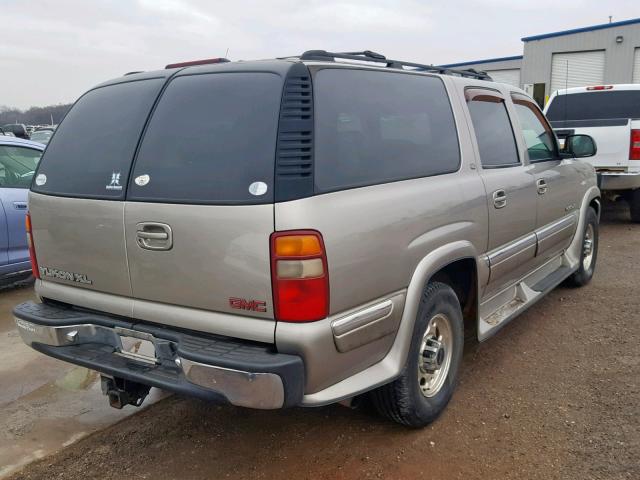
[566,207,598,287]
[370,282,464,428]
[629,189,640,223]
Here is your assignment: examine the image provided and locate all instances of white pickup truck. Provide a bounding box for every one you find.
[545,84,640,221]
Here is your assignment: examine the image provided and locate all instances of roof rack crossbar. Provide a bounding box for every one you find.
[297,50,492,81]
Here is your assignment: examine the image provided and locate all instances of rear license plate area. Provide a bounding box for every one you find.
[114,327,158,365]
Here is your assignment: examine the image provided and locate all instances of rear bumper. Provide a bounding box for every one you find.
[597,171,640,191]
[14,301,304,409]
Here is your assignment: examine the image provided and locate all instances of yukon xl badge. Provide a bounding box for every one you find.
[106,172,122,191]
[40,267,93,285]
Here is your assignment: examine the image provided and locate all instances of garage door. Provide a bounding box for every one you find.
[633,48,640,83]
[551,50,605,94]
[485,69,520,87]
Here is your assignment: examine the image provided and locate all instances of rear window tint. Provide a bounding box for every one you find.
[313,69,460,192]
[32,79,164,199]
[128,72,282,204]
[546,90,640,121]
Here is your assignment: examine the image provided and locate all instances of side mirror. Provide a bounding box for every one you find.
[562,134,597,158]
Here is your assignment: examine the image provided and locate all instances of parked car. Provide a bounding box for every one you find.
[0,136,43,285]
[2,124,30,140]
[545,84,640,221]
[29,129,54,145]
[14,51,600,427]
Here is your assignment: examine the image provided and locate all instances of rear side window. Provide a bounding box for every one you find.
[467,94,519,167]
[32,79,164,199]
[313,69,460,192]
[0,146,41,188]
[546,90,640,121]
[128,73,282,204]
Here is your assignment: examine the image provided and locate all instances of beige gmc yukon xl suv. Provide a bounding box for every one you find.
[15,51,601,427]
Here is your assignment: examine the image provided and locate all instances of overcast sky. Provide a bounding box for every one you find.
[1,0,638,109]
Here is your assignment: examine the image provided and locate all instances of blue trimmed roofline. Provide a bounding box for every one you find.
[439,55,523,69]
[522,17,640,42]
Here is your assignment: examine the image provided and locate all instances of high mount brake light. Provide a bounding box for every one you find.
[586,85,613,91]
[631,129,640,161]
[25,213,40,279]
[270,231,329,322]
[165,58,230,69]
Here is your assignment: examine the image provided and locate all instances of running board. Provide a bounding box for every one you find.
[531,266,573,292]
[479,260,577,341]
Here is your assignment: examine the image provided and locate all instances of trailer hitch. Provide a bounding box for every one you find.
[101,376,151,409]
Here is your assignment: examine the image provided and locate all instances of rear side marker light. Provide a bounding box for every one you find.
[586,85,613,91]
[631,129,640,161]
[270,231,329,322]
[25,213,40,279]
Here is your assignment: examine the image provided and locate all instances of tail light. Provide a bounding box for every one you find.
[586,85,613,91]
[270,230,329,322]
[25,213,40,279]
[631,129,640,161]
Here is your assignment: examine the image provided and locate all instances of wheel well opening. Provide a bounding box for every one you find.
[430,258,478,342]
[589,198,601,218]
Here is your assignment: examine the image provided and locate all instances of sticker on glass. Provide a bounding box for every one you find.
[248,181,268,196]
[135,174,150,186]
[35,173,47,186]
[106,172,122,191]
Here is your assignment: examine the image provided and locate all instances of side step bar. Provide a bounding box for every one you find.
[531,266,573,292]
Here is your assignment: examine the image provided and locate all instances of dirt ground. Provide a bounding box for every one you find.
[5,201,639,480]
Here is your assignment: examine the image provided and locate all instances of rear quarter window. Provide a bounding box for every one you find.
[313,69,460,192]
[32,79,164,199]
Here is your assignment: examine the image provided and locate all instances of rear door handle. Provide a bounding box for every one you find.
[537,179,548,195]
[13,201,27,210]
[137,231,168,240]
[492,189,507,209]
[136,222,173,251]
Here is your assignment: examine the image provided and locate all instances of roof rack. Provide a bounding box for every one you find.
[296,50,492,81]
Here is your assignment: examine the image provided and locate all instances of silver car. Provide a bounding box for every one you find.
[15,51,600,427]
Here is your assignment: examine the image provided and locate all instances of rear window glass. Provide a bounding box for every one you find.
[32,79,164,199]
[128,72,282,204]
[0,145,41,188]
[314,69,460,192]
[546,90,640,121]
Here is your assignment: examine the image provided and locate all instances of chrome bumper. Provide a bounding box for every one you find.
[14,304,303,410]
[598,171,640,191]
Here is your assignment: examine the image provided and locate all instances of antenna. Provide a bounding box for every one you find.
[563,60,569,126]
[609,16,612,23]
[225,47,229,58]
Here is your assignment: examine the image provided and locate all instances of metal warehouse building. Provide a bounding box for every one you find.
[440,17,640,107]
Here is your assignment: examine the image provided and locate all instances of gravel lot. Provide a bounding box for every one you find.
[6,201,639,480]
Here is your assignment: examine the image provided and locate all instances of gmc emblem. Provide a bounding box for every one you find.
[229,297,267,313]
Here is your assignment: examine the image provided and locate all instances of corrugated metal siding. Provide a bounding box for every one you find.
[521,22,640,99]
[550,50,605,93]
[633,48,640,83]
[485,69,521,87]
